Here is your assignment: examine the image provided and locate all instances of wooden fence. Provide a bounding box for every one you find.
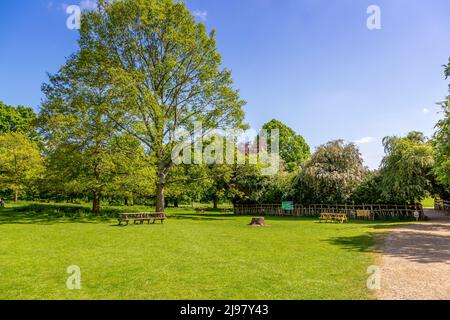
[435,199,450,212]
[234,203,424,220]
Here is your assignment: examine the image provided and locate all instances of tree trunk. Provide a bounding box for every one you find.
[156,181,165,213]
[213,196,219,210]
[124,197,128,206]
[155,161,170,213]
[174,198,179,208]
[92,191,100,214]
[14,189,18,202]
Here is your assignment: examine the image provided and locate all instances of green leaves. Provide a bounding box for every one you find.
[0,133,44,200]
[0,102,38,140]
[73,0,246,211]
[380,132,435,204]
[294,140,366,204]
[433,58,450,190]
[262,119,310,171]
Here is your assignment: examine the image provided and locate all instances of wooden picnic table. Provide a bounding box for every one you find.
[118,212,166,226]
[319,213,348,224]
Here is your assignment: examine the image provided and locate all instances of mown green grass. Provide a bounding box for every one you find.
[0,202,397,300]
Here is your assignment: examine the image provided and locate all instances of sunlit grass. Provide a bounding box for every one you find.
[421,197,435,208]
[0,202,399,300]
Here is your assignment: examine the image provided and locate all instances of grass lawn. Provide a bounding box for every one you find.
[421,197,435,208]
[0,202,398,300]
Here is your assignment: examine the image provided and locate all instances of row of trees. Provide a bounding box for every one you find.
[1,100,448,211]
[0,0,448,213]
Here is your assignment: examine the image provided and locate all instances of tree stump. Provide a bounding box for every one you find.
[248,217,266,227]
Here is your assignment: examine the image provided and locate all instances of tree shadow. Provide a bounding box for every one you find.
[0,205,109,225]
[168,213,230,221]
[325,222,450,264]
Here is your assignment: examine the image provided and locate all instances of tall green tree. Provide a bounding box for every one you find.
[433,58,450,191]
[64,0,246,212]
[0,133,44,201]
[380,132,434,204]
[293,140,366,204]
[262,119,310,171]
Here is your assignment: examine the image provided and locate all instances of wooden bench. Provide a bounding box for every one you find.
[118,213,166,226]
[319,213,348,224]
[356,210,372,220]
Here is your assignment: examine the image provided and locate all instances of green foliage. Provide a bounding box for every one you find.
[0,101,38,139]
[351,171,384,204]
[380,132,435,204]
[0,133,44,200]
[229,164,268,204]
[433,58,450,191]
[259,170,296,203]
[74,0,246,212]
[445,57,450,79]
[262,119,310,171]
[40,51,152,212]
[293,140,366,204]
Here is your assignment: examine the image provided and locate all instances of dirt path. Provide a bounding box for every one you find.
[378,209,450,300]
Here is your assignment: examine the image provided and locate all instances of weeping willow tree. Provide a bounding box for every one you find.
[381,132,435,204]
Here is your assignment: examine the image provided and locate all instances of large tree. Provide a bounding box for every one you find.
[380,132,435,204]
[66,0,246,212]
[262,119,310,171]
[433,58,450,191]
[293,140,366,204]
[0,133,44,201]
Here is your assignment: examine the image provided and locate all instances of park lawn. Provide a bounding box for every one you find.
[0,203,391,300]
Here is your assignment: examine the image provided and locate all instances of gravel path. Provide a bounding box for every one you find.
[378,209,450,300]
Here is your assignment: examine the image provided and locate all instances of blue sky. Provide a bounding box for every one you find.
[0,0,449,168]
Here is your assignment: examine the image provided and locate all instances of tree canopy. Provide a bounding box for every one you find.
[54,0,247,212]
[0,133,44,201]
[293,140,366,204]
[0,101,37,139]
[433,58,450,190]
[380,132,434,204]
[262,119,310,171]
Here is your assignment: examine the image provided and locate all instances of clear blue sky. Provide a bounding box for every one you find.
[0,0,449,168]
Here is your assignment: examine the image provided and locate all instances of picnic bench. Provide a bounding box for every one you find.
[356,210,373,220]
[118,213,166,226]
[319,213,348,224]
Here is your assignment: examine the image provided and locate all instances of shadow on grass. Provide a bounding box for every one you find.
[0,204,112,225]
